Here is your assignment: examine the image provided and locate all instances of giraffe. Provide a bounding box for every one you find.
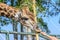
[0,3,58,40]
[0,3,38,31]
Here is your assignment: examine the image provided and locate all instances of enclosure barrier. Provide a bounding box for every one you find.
[0,30,60,40]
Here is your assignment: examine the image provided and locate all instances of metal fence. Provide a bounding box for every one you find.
[0,30,49,40]
[0,30,60,40]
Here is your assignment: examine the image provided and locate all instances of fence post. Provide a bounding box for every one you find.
[12,21,18,40]
[36,33,39,40]
[6,32,9,40]
[20,24,24,40]
[27,28,31,40]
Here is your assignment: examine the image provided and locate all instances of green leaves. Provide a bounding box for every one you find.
[11,0,14,6]
[37,17,44,26]
[0,16,12,26]
[36,0,45,12]
[0,0,3,2]
[37,17,50,33]
[0,0,7,3]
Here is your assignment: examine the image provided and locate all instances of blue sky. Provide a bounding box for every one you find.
[43,13,60,35]
[0,0,60,40]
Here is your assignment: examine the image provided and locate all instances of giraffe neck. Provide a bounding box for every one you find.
[0,3,21,21]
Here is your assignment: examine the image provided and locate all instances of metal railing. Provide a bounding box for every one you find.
[0,30,50,40]
[0,30,60,40]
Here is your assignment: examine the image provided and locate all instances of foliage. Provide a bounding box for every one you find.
[36,0,45,12]
[42,0,60,17]
[0,0,4,2]
[0,16,11,26]
[0,0,52,33]
[37,17,50,33]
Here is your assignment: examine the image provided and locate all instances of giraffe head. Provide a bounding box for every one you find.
[18,7,38,30]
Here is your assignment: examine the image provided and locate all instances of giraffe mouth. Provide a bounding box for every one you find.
[25,20,38,29]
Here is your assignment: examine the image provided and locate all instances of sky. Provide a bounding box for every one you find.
[0,0,60,40]
[43,13,60,35]
[43,0,60,35]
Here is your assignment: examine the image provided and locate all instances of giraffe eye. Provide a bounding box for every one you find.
[21,17,28,20]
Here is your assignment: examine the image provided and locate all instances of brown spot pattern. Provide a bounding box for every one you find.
[0,3,19,18]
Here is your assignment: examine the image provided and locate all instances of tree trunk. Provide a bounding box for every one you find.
[33,0,37,22]
[32,0,39,40]
[13,21,18,40]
